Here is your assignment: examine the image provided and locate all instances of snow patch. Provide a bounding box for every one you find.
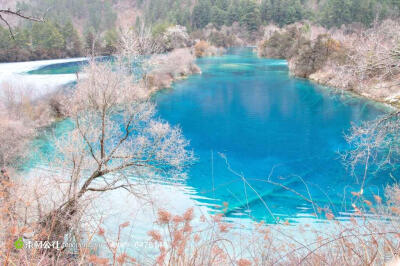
[0,57,87,99]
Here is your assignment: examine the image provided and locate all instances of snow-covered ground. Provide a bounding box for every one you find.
[0,57,87,99]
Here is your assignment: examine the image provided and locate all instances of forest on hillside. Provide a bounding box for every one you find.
[1,0,400,62]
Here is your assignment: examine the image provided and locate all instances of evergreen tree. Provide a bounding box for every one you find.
[240,0,261,32]
[284,0,303,25]
[87,0,117,32]
[103,29,119,55]
[211,6,228,28]
[60,21,79,55]
[13,28,31,51]
[84,27,99,55]
[226,0,241,25]
[192,0,212,29]
[350,0,377,26]
[391,0,400,9]
[261,0,272,23]
[31,22,65,51]
[70,32,83,57]
[321,0,353,27]
[215,0,229,10]
[0,27,13,50]
[268,0,304,26]
[174,9,191,29]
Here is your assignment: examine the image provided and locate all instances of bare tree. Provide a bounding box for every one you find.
[344,111,400,190]
[345,20,400,93]
[117,22,160,77]
[38,61,193,243]
[344,21,400,180]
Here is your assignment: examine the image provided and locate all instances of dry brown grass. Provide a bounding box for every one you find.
[3,170,399,265]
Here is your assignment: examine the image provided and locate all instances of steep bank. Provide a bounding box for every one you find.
[257,21,400,106]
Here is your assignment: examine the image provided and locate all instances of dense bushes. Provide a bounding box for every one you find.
[258,26,308,59]
[157,25,193,52]
[193,40,210,57]
[258,24,349,77]
[290,34,346,78]
[193,40,225,58]
[0,82,67,168]
[145,48,201,90]
[191,23,256,47]
[208,31,236,47]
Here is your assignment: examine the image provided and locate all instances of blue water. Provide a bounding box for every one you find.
[27,48,396,223]
[154,48,393,221]
[26,57,109,74]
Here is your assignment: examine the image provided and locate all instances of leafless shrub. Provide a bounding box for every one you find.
[344,111,400,190]
[159,25,193,52]
[0,82,36,167]
[0,81,69,168]
[344,20,400,96]
[145,48,201,90]
[117,22,161,77]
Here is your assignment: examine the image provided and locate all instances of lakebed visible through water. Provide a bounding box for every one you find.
[5,48,396,227]
[155,48,394,222]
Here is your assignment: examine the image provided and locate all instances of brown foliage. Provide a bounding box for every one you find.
[145,48,201,90]
[194,40,210,58]
[194,40,225,58]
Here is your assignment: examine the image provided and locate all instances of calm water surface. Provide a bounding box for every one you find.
[28,48,395,223]
[155,48,393,222]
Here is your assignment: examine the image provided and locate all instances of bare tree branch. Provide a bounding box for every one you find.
[0,8,45,39]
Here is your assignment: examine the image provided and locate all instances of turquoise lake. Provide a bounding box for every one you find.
[28,48,395,223]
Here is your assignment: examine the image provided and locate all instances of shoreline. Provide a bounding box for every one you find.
[307,74,400,111]
[256,21,400,110]
[254,53,398,112]
[298,74,397,112]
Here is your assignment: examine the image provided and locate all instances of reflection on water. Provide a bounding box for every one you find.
[155,48,395,222]
[25,48,396,225]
